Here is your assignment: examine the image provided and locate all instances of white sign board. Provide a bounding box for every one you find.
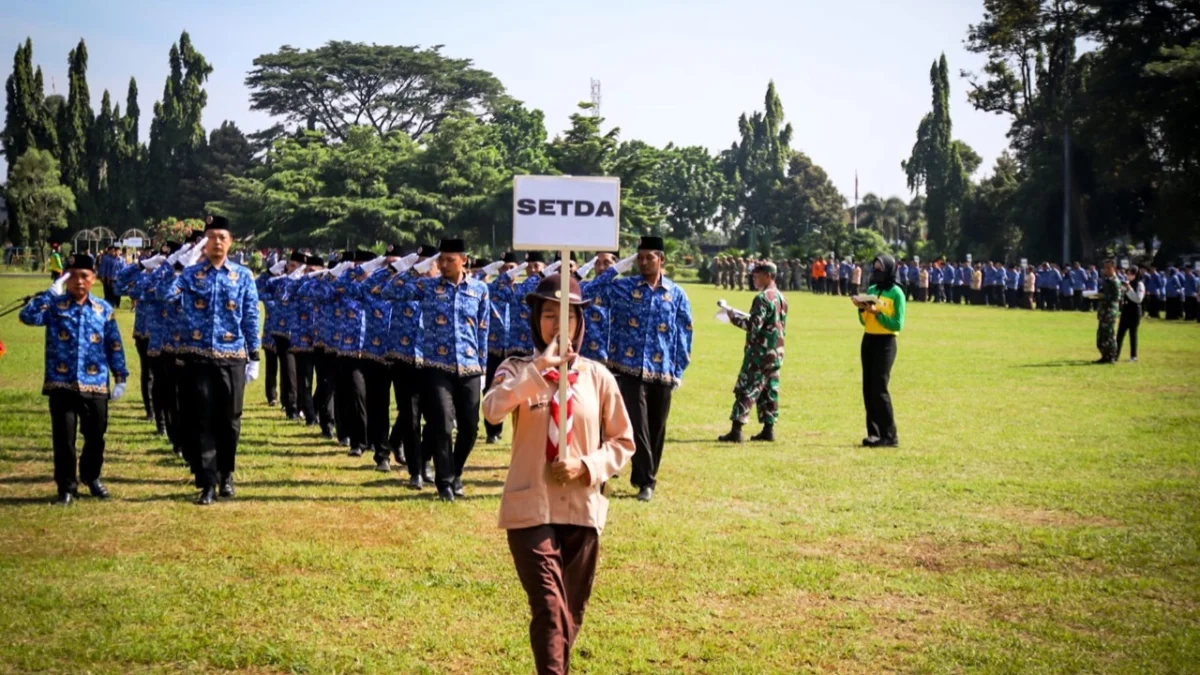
[1119,258,1129,270]
[914,256,921,264]
[512,176,620,251]
[1020,258,1028,267]
[123,237,143,248]
[966,253,973,263]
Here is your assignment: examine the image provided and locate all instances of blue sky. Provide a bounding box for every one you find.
[1,0,1012,202]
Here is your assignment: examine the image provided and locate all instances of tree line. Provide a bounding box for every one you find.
[5,1,1198,265]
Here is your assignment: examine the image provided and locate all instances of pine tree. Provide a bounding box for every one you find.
[58,39,94,230]
[146,32,212,219]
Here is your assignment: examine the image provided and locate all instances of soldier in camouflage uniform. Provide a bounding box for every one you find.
[1095,259,1121,364]
[777,258,791,291]
[718,262,788,443]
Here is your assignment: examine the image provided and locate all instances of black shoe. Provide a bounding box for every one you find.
[194,487,216,506]
[750,425,775,442]
[437,485,456,502]
[268,399,278,407]
[407,475,424,490]
[864,438,899,448]
[348,446,363,458]
[340,437,352,447]
[86,480,110,499]
[156,424,167,436]
[321,426,334,440]
[375,458,391,472]
[422,464,435,484]
[144,412,155,422]
[486,435,500,445]
[453,477,465,498]
[218,474,235,498]
[54,491,75,506]
[174,446,184,459]
[717,429,743,443]
[636,486,654,502]
[287,412,300,421]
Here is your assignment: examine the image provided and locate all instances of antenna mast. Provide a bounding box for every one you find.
[590,78,601,118]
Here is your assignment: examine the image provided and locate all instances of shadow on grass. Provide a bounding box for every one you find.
[0,496,56,505]
[1016,359,1102,368]
[124,492,435,504]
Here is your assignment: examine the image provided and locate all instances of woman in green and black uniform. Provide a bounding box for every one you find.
[852,255,906,447]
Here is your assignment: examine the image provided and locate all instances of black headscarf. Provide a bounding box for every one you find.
[872,254,898,290]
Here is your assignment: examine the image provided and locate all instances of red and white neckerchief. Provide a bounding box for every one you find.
[541,368,580,463]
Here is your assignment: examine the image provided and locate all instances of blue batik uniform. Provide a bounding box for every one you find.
[331,269,371,358]
[1184,271,1199,298]
[117,263,152,339]
[20,291,129,396]
[579,275,611,362]
[929,265,941,287]
[263,275,301,341]
[288,276,323,354]
[1059,271,1074,296]
[147,264,186,356]
[347,267,395,363]
[167,259,261,361]
[1144,271,1161,297]
[256,272,278,352]
[485,275,513,358]
[383,271,490,376]
[1085,270,1099,292]
[588,268,694,386]
[908,265,919,286]
[1071,268,1087,290]
[897,264,908,287]
[1165,269,1183,298]
[504,274,543,356]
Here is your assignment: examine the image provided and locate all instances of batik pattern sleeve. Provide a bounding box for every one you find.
[671,284,694,383]
[476,284,490,372]
[104,308,129,379]
[18,291,54,326]
[240,270,261,355]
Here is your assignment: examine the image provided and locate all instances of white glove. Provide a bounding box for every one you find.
[577,256,598,279]
[269,260,287,275]
[614,253,638,274]
[544,260,562,276]
[110,381,126,400]
[506,262,528,280]
[50,271,70,295]
[183,238,208,266]
[167,243,192,265]
[361,256,386,274]
[245,360,260,382]
[482,260,504,276]
[141,254,166,271]
[288,267,305,280]
[414,253,440,274]
[332,261,353,276]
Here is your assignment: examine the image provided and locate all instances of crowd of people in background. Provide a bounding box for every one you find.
[711,253,1200,325]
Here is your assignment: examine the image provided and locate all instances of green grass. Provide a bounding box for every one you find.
[1,275,1198,674]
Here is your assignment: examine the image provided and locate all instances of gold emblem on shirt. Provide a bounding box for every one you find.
[89,333,101,343]
[435,314,448,326]
[195,299,207,310]
[632,289,643,300]
[56,362,69,373]
[86,364,99,375]
[192,330,202,341]
[226,300,237,311]
[628,317,639,328]
[58,330,70,341]
[437,345,448,356]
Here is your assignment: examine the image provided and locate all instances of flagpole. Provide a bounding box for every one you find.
[853,170,859,231]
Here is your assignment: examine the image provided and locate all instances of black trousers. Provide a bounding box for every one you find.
[1045,289,1059,310]
[617,375,673,490]
[101,280,121,308]
[151,354,181,452]
[337,356,370,451]
[861,334,898,445]
[293,350,316,424]
[1060,292,1074,312]
[1117,309,1141,360]
[365,359,395,459]
[134,336,155,420]
[185,359,246,489]
[1146,295,1160,319]
[312,348,337,431]
[49,391,108,493]
[422,369,481,488]
[274,335,298,415]
[1186,296,1199,322]
[839,278,849,295]
[1004,289,1016,308]
[1075,290,1086,312]
[484,353,506,440]
[1166,297,1183,320]
[264,347,278,404]
[390,360,424,477]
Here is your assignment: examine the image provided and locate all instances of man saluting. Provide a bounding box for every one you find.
[166,216,261,505]
[20,252,128,505]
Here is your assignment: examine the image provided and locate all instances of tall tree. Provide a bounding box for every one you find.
[4,148,76,251]
[722,81,794,250]
[246,42,505,142]
[3,39,39,241]
[58,39,94,230]
[179,121,254,214]
[653,144,727,239]
[146,32,212,219]
[903,54,971,254]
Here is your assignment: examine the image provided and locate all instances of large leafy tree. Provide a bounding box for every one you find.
[146,32,212,219]
[3,39,56,242]
[179,121,254,216]
[413,113,507,248]
[903,54,973,255]
[721,81,794,250]
[57,39,94,230]
[766,150,847,255]
[4,148,76,251]
[246,42,504,142]
[653,144,727,239]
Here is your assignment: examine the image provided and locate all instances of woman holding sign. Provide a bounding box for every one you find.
[852,255,906,448]
[483,274,634,675]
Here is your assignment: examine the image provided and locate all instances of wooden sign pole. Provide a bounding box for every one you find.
[557,248,571,460]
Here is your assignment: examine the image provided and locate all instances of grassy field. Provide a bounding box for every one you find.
[1,274,1198,674]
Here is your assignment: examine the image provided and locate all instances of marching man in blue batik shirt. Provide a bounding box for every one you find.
[20,252,129,505]
[586,236,693,503]
[166,216,261,505]
[384,238,490,502]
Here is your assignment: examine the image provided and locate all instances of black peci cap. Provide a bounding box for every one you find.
[525,251,545,263]
[439,238,466,254]
[163,240,182,254]
[290,251,308,264]
[416,244,438,258]
[637,236,665,252]
[204,215,231,232]
[185,230,205,244]
[306,255,325,267]
[66,253,95,271]
[502,251,519,264]
[554,252,577,263]
[353,250,376,263]
[385,243,407,256]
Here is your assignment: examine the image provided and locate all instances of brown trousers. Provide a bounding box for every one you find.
[507,524,600,675]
